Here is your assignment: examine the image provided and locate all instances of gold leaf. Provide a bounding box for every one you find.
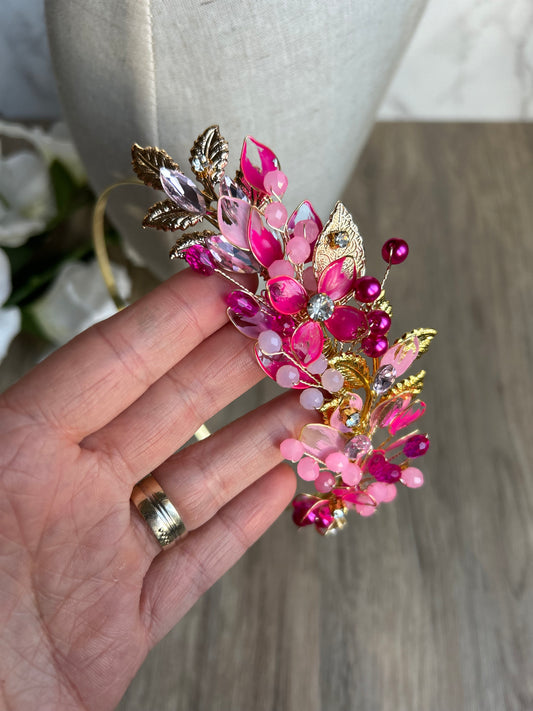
[329,354,371,391]
[395,328,437,358]
[312,201,366,279]
[143,199,204,232]
[169,230,217,259]
[374,296,393,317]
[388,370,426,398]
[131,144,180,190]
[190,125,229,184]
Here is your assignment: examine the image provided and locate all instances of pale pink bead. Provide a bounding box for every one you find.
[355,503,377,517]
[341,463,362,487]
[280,438,305,462]
[286,237,311,264]
[268,259,295,278]
[302,266,318,291]
[263,169,288,198]
[299,387,324,410]
[276,364,300,388]
[264,202,288,229]
[321,368,344,393]
[367,481,397,502]
[314,470,335,493]
[294,220,320,243]
[325,451,349,473]
[307,355,328,375]
[258,329,282,355]
[297,457,319,481]
[401,467,424,488]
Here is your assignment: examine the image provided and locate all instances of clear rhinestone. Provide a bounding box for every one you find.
[346,412,360,428]
[334,232,349,248]
[344,435,372,459]
[307,293,335,321]
[373,364,397,394]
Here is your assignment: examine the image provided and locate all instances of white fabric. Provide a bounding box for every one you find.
[45,0,426,278]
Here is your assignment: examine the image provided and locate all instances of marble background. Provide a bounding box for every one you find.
[1,0,532,121]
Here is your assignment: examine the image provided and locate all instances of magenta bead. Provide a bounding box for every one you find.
[258,329,282,355]
[297,457,320,481]
[280,438,305,462]
[286,236,311,264]
[315,470,335,493]
[264,202,288,229]
[226,290,260,317]
[368,309,391,335]
[321,368,344,392]
[263,169,288,197]
[325,451,349,473]
[403,434,430,458]
[354,276,381,303]
[268,259,295,278]
[382,238,409,265]
[299,387,324,410]
[276,364,300,388]
[361,334,388,358]
[184,245,216,275]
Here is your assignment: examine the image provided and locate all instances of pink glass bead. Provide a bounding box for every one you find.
[367,481,397,503]
[361,334,389,358]
[263,169,288,197]
[315,470,336,493]
[280,438,305,462]
[268,260,295,278]
[286,237,311,264]
[292,495,318,526]
[226,290,259,317]
[258,329,282,355]
[354,276,381,303]
[294,219,320,243]
[315,504,334,529]
[368,309,391,335]
[307,355,328,375]
[288,201,322,244]
[382,238,409,265]
[276,364,300,388]
[401,467,424,488]
[184,245,216,275]
[403,434,430,458]
[321,368,344,393]
[325,451,349,473]
[341,463,362,487]
[355,503,377,517]
[299,388,324,410]
[297,457,320,481]
[264,202,288,229]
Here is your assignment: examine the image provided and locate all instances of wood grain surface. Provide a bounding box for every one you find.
[2,124,532,710]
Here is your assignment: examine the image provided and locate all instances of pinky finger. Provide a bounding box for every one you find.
[139,463,296,646]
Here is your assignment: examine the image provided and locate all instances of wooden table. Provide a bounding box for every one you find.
[2,124,532,710]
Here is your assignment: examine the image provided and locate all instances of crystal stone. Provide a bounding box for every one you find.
[160,167,206,214]
[307,293,335,321]
[373,364,397,394]
[219,175,247,201]
[334,232,349,248]
[344,435,372,459]
[346,412,360,428]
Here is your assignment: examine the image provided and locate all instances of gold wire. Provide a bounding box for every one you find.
[92,179,211,442]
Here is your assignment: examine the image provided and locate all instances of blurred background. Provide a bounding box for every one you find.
[1,2,532,710]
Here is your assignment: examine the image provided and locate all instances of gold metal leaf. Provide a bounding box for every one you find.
[169,230,217,259]
[190,125,229,184]
[395,328,437,358]
[313,201,366,279]
[374,296,393,317]
[388,370,426,398]
[131,144,180,190]
[143,199,204,232]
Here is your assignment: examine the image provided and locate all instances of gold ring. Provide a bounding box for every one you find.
[131,475,186,548]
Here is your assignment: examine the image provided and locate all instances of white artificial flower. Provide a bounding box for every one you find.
[0,120,85,185]
[0,148,56,247]
[0,248,21,362]
[31,259,131,346]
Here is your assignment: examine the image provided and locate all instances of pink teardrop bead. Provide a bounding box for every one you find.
[325,451,349,473]
[268,260,295,278]
[276,364,300,388]
[341,463,362,487]
[297,457,320,481]
[280,438,305,462]
[299,387,324,410]
[264,202,288,229]
[401,467,424,488]
[263,169,288,198]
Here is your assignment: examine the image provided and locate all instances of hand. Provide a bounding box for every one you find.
[0,269,307,711]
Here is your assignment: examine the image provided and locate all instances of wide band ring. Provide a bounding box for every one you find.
[131,474,186,548]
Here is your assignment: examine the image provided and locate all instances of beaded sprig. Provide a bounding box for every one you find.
[132,125,436,535]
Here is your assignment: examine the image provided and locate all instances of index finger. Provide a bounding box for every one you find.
[1,268,248,440]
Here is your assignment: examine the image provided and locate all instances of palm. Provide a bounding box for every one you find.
[0,271,302,711]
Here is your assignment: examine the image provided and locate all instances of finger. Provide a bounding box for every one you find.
[2,269,253,441]
[139,463,296,645]
[82,323,264,482]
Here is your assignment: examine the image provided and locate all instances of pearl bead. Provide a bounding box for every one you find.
[361,335,388,358]
[264,202,288,229]
[381,238,409,265]
[354,276,381,303]
[299,387,324,410]
[280,438,305,462]
[368,309,391,334]
[263,169,288,198]
[297,457,320,481]
[286,237,311,264]
[276,364,300,388]
[321,368,344,392]
[258,329,282,355]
